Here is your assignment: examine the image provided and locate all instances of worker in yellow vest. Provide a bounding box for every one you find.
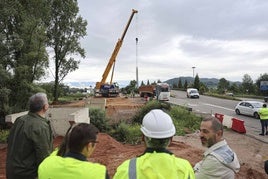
[38,123,109,178]
[258,103,268,135]
[114,109,195,179]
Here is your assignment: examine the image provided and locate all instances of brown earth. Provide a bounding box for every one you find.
[0,96,267,179]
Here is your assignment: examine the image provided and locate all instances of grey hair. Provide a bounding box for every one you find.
[29,93,48,113]
[202,116,223,132]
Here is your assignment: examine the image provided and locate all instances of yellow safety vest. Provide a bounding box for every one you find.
[38,155,107,179]
[114,151,195,179]
[259,107,268,120]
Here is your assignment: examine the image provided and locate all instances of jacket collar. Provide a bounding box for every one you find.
[204,139,227,156]
[143,148,173,155]
[64,151,87,161]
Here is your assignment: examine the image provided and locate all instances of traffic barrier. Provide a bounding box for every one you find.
[222,115,233,129]
[214,114,244,132]
[231,118,246,133]
[215,113,224,123]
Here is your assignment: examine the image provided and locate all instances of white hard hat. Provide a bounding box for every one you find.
[140,109,176,138]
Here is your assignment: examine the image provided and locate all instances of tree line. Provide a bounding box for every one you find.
[173,73,268,96]
[122,73,268,97]
[0,0,86,123]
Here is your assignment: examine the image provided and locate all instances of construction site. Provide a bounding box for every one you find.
[0,96,268,178]
[1,6,268,179]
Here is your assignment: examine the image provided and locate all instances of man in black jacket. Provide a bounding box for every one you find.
[6,93,53,179]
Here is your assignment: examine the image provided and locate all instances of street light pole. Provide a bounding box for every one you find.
[192,66,196,79]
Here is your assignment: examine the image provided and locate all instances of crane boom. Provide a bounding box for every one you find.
[95,9,138,96]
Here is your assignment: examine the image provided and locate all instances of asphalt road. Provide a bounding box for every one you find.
[169,90,268,143]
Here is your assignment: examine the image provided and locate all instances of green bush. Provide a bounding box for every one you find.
[132,100,171,124]
[89,108,110,132]
[109,122,141,145]
[0,129,9,143]
[109,101,202,144]
[169,106,201,135]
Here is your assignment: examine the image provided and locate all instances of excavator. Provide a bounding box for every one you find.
[95,9,138,97]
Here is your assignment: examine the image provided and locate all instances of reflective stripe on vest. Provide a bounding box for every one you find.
[127,155,193,179]
[129,158,137,179]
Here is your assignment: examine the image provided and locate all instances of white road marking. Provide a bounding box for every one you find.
[202,103,234,112]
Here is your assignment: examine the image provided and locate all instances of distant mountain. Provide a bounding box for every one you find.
[164,76,241,88]
[64,77,241,89]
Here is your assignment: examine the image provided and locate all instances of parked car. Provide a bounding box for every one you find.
[235,101,263,119]
[186,88,199,98]
[225,92,234,97]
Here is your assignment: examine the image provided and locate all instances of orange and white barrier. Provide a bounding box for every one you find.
[231,118,246,133]
[214,113,246,134]
[215,113,224,123]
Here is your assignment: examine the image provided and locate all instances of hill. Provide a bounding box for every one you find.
[165,76,241,88]
[62,77,242,89]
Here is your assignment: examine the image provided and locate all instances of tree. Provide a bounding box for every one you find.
[229,83,239,94]
[256,73,268,96]
[217,78,229,94]
[147,80,150,85]
[47,0,87,102]
[178,78,182,89]
[183,80,188,90]
[193,74,200,90]
[199,82,208,95]
[0,65,11,126]
[0,0,50,111]
[241,74,254,94]
[121,80,137,95]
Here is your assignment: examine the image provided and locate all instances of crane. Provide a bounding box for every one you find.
[95,9,138,97]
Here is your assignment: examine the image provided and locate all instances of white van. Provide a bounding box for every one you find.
[187,88,199,98]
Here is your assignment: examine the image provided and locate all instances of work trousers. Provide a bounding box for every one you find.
[260,119,268,134]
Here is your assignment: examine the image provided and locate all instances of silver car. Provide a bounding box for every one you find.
[235,101,263,119]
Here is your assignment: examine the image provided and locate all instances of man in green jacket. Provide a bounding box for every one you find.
[6,92,53,179]
[258,103,268,135]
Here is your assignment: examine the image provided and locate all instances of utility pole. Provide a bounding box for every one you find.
[192,66,196,79]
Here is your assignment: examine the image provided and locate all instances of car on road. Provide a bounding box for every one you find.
[186,88,199,98]
[235,101,263,119]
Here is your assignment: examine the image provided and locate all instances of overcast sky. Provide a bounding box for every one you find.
[44,0,268,85]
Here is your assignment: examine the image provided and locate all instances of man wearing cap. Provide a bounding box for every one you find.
[114,109,195,179]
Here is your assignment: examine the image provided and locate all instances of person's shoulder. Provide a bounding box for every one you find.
[174,156,192,165]
[117,158,131,168]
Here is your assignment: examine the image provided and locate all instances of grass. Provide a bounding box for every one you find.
[57,93,87,103]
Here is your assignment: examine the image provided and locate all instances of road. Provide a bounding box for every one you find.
[169,90,268,143]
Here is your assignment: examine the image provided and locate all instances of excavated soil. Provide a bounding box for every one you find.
[0,96,267,178]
